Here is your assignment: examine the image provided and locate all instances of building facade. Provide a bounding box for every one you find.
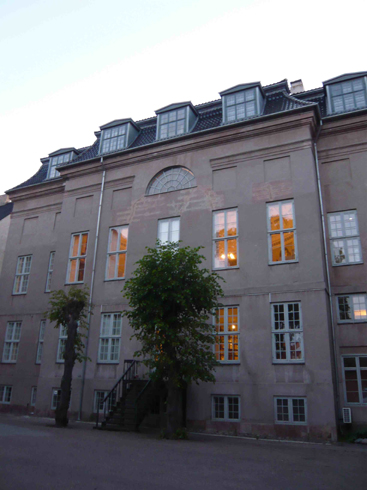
[1,72,367,440]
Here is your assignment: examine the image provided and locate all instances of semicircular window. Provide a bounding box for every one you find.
[146,167,196,196]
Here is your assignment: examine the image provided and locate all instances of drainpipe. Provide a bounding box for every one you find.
[313,122,341,430]
[78,157,106,420]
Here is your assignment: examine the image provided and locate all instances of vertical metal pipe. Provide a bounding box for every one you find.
[78,158,105,420]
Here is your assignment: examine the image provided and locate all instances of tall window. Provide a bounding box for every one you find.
[2,322,22,363]
[158,218,180,244]
[267,200,297,264]
[100,125,127,153]
[0,386,12,404]
[13,255,32,294]
[212,395,240,421]
[31,387,37,407]
[329,79,367,114]
[213,209,238,269]
[98,314,122,363]
[272,303,304,363]
[48,152,72,179]
[146,167,196,196]
[214,307,239,363]
[328,211,362,266]
[66,233,88,283]
[158,109,186,139]
[337,295,367,323]
[45,252,55,292]
[275,397,307,424]
[224,89,258,122]
[36,320,46,364]
[343,356,367,404]
[106,226,128,280]
[56,325,67,362]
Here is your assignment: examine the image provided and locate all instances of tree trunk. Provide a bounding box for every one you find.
[55,318,77,427]
[165,381,183,439]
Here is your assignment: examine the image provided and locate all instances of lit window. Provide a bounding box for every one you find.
[146,167,196,196]
[224,89,258,122]
[275,397,307,424]
[45,252,55,292]
[100,125,127,154]
[94,390,116,413]
[267,200,297,264]
[106,226,128,280]
[51,389,61,410]
[36,320,46,364]
[98,314,122,363]
[212,395,240,421]
[272,303,303,363]
[328,211,362,266]
[158,109,186,139]
[213,209,238,269]
[13,255,32,294]
[158,218,180,244]
[31,387,37,407]
[329,79,367,114]
[343,356,367,404]
[337,294,367,323]
[214,307,239,363]
[48,153,72,179]
[2,322,22,363]
[56,325,67,363]
[0,386,12,404]
[66,233,88,283]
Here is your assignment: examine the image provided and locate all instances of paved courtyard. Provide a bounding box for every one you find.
[0,414,366,490]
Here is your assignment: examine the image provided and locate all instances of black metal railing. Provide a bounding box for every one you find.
[95,359,140,428]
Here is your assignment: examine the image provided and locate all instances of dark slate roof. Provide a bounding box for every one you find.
[0,202,13,220]
[10,73,366,192]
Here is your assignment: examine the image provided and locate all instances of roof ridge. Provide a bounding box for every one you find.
[281,91,316,106]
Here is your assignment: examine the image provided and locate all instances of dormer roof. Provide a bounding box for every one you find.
[100,119,140,131]
[220,82,265,97]
[323,72,367,85]
[155,102,198,115]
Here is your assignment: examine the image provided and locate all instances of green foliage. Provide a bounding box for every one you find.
[45,286,90,363]
[123,242,224,388]
[174,427,188,440]
[347,428,367,442]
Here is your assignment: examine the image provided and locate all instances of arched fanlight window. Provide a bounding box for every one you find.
[146,166,196,196]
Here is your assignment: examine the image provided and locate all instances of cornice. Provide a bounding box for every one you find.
[11,202,62,219]
[7,180,65,203]
[318,141,367,161]
[320,113,367,138]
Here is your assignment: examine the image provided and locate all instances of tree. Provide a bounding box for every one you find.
[123,242,224,438]
[46,287,90,427]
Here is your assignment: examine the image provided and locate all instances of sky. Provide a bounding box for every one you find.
[1,0,365,194]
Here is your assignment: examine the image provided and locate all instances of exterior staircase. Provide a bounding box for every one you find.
[95,360,160,431]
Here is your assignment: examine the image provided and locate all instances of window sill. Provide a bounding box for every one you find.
[12,292,27,296]
[0,402,11,405]
[212,418,240,422]
[344,402,367,407]
[212,267,240,271]
[217,362,241,365]
[338,321,367,325]
[268,260,299,266]
[275,421,307,425]
[104,278,126,282]
[273,361,305,365]
[332,262,364,267]
[65,282,84,286]
[97,361,120,365]
[56,361,65,364]
[1,361,17,364]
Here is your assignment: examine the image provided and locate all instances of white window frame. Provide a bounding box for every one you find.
[51,388,61,410]
[66,232,88,284]
[212,209,239,270]
[328,78,367,114]
[31,386,37,407]
[47,153,72,179]
[212,395,240,421]
[98,314,122,364]
[157,217,180,244]
[100,125,127,154]
[274,397,307,424]
[267,200,298,265]
[158,108,187,139]
[45,252,55,292]
[13,255,32,294]
[342,355,367,405]
[105,226,128,281]
[56,325,67,363]
[36,320,46,364]
[0,385,12,404]
[93,390,117,413]
[223,89,259,123]
[328,210,363,266]
[2,321,22,363]
[214,306,240,364]
[337,294,367,323]
[271,303,304,363]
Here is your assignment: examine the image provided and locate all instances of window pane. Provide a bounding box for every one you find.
[338,296,352,321]
[68,259,77,283]
[344,357,356,368]
[214,213,225,238]
[289,333,303,359]
[117,254,126,278]
[346,239,361,263]
[292,399,305,422]
[119,228,128,251]
[228,335,239,361]
[109,229,118,252]
[81,234,88,255]
[329,215,343,238]
[227,211,237,236]
[284,232,295,261]
[269,204,280,231]
[343,213,358,236]
[275,334,287,360]
[214,241,225,268]
[228,397,239,419]
[214,396,224,418]
[281,203,294,229]
[227,239,237,266]
[277,399,289,421]
[332,240,346,264]
[78,258,85,281]
[215,336,225,361]
[107,255,116,279]
[71,235,80,257]
[352,296,367,320]
[271,234,282,262]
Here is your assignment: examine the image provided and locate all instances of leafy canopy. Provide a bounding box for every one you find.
[45,286,90,362]
[123,242,224,386]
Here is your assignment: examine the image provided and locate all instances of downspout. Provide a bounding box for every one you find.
[78,157,106,420]
[313,122,341,430]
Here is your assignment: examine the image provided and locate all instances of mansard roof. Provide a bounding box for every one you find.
[9,72,366,192]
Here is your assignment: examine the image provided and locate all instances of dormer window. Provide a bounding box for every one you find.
[324,73,367,115]
[220,83,264,124]
[99,119,139,155]
[47,150,75,179]
[156,103,198,140]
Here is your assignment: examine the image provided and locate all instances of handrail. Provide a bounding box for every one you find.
[95,359,139,428]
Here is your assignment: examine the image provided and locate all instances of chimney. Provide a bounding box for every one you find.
[290,79,304,94]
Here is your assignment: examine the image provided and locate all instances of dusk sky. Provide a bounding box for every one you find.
[1,0,365,193]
